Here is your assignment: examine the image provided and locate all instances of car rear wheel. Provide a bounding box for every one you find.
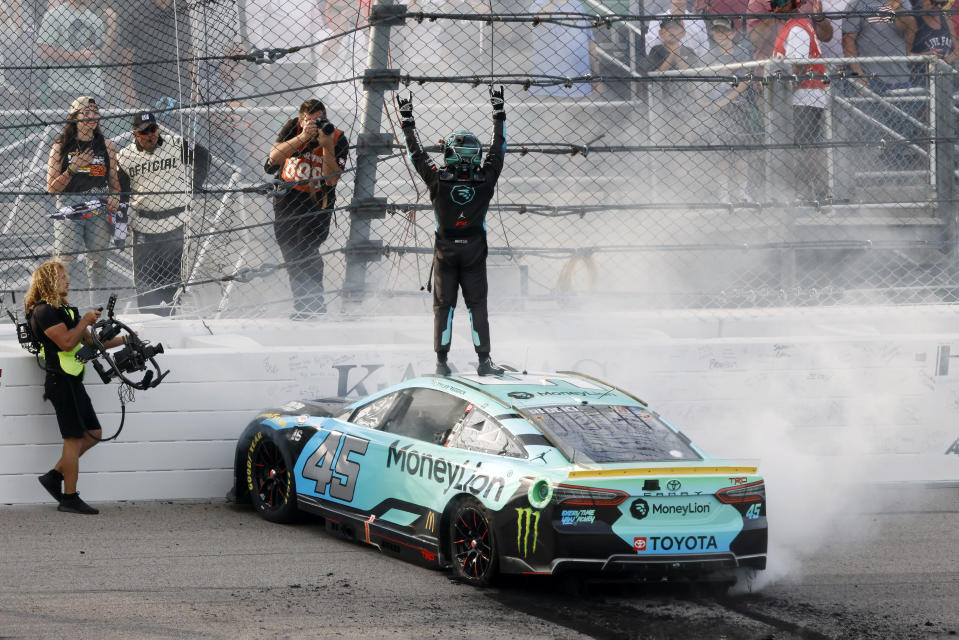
[449,497,499,587]
[246,428,299,523]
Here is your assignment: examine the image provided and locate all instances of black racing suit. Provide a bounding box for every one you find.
[402,118,505,356]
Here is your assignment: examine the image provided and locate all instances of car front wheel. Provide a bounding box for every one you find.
[246,428,299,523]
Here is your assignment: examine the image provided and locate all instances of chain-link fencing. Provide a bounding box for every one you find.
[1,0,958,319]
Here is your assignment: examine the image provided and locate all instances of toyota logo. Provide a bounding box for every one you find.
[508,391,534,399]
[666,479,682,491]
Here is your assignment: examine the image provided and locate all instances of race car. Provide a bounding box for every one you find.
[230,371,767,587]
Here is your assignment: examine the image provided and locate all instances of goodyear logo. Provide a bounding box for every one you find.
[515,508,540,557]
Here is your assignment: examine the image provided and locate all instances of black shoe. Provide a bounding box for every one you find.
[38,470,63,503]
[436,359,452,376]
[477,356,504,376]
[58,493,99,515]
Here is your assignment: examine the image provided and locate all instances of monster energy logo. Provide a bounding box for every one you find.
[515,508,540,557]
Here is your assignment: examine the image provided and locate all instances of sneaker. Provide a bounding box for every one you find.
[435,359,452,376]
[477,356,504,376]
[38,470,63,503]
[58,493,99,515]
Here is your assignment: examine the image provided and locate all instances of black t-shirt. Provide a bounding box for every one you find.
[30,302,81,377]
[59,135,111,194]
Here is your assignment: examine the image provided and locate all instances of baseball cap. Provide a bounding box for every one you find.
[69,95,97,114]
[660,15,686,29]
[709,17,734,30]
[131,111,157,132]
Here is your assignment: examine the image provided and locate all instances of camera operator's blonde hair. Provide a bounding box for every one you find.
[24,260,68,315]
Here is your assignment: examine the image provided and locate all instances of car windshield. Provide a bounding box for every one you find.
[523,405,702,463]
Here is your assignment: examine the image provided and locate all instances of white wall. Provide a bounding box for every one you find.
[2,307,958,504]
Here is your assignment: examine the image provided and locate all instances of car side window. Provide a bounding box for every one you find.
[447,406,526,458]
[381,388,468,444]
[350,392,401,429]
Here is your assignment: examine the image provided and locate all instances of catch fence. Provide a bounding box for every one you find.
[0,0,957,318]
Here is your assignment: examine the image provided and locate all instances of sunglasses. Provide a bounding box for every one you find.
[136,124,159,135]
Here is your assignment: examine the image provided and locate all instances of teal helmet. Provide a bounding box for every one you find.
[443,130,482,167]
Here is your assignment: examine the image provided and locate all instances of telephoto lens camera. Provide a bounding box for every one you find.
[316,118,335,136]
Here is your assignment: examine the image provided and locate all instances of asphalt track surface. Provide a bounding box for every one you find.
[0,484,956,640]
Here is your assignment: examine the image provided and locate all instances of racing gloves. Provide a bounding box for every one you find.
[490,86,505,121]
[398,94,415,128]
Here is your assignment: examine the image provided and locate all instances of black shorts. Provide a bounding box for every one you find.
[45,374,101,439]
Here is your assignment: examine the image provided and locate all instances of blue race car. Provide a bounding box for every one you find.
[230,371,767,587]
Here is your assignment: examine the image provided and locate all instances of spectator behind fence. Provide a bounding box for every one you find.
[36,0,107,107]
[694,0,750,33]
[842,0,910,92]
[117,112,210,316]
[748,0,832,62]
[702,17,761,201]
[265,99,350,319]
[529,0,599,98]
[643,16,704,130]
[117,0,194,110]
[646,0,710,58]
[3,0,45,109]
[195,42,257,172]
[772,0,830,200]
[315,0,372,111]
[45,96,121,306]
[901,0,958,86]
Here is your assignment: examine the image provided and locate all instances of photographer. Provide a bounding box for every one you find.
[265,99,349,319]
[25,260,126,515]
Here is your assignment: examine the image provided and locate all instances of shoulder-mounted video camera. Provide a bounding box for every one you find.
[74,294,169,391]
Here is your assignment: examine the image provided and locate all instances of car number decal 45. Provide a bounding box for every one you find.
[302,431,370,502]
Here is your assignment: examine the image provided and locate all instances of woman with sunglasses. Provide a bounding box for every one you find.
[45,95,122,306]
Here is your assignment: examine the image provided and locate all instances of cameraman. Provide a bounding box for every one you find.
[265,99,349,318]
[25,260,126,515]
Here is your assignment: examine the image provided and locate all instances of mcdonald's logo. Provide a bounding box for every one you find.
[425,510,437,532]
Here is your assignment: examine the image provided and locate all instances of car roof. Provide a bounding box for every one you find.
[414,371,647,411]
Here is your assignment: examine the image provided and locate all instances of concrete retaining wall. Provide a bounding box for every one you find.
[2,307,958,504]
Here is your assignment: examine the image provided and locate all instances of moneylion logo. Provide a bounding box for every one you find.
[515,508,540,557]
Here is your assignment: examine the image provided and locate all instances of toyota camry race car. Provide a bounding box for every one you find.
[230,371,767,587]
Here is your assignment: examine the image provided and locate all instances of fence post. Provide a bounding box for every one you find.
[344,2,405,302]
[931,60,956,256]
[764,62,796,292]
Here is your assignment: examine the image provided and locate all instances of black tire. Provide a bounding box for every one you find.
[245,428,299,523]
[449,497,499,587]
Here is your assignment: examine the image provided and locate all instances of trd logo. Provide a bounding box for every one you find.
[633,537,647,551]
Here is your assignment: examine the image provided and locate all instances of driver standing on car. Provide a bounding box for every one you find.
[25,260,126,515]
[398,87,508,377]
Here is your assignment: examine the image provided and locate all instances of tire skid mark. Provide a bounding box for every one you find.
[713,595,834,640]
